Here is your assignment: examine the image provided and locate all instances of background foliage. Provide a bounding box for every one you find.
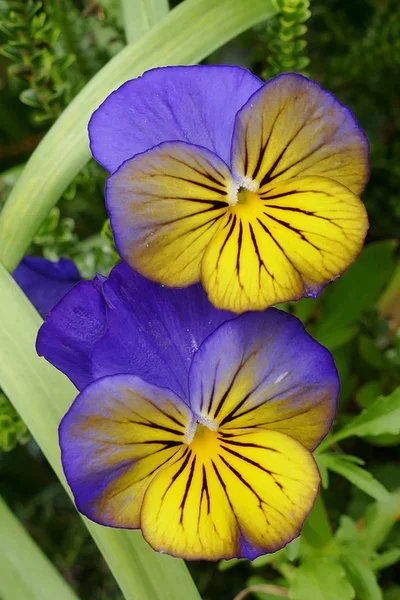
[0,1,399,599]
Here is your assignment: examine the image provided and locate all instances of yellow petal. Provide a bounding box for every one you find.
[107,141,231,286]
[61,375,191,528]
[140,426,319,560]
[201,176,368,312]
[232,73,369,195]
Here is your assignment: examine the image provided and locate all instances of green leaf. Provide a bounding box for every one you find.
[121,0,170,43]
[315,241,397,348]
[0,264,201,600]
[0,496,79,600]
[0,0,278,271]
[331,387,400,444]
[339,552,383,600]
[289,558,355,600]
[371,548,400,572]
[318,454,391,502]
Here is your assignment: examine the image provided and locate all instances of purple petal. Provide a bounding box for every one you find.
[37,261,233,395]
[36,280,107,390]
[13,257,81,317]
[189,308,339,450]
[89,65,262,173]
[90,262,234,398]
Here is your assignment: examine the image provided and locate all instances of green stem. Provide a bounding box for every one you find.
[0,263,201,600]
[0,496,79,600]
[0,0,278,272]
[121,0,170,43]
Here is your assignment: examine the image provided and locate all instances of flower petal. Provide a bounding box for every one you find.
[13,257,81,317]
[89,65,262,173]
[90,263,233,398]
[140,426,319,560]
[36,279,106,390]
[231,73,369,195]
[38,262,233,395]
[60,374,192,528]
[107,141,232,287]
[201,176,368,312]
[189,309,339,450]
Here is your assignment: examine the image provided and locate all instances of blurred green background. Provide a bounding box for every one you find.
[0,1,399,599]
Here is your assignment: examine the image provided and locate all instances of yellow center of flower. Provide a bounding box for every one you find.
[189,422,219,457]
[234,188,262,212]
[237,186,254,205]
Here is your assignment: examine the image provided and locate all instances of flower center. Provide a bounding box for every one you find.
[228,176,259,206]
[189,422,219,457]
[185,415,218,446]
[237,187,259,206]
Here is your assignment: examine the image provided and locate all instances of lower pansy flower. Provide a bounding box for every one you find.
[37,262,339,560]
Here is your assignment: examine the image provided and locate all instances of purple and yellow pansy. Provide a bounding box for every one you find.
[37,262,339,560]
[89,66,369,312]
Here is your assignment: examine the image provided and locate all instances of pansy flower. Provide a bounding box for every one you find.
[13,256,81,317]
[37,262,339,560]
[89,66,369,313]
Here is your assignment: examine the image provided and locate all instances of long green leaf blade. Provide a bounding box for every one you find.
[0,0,277,271]
[121,0,170,43]
[0,496,79,600]
[0,263,201,600]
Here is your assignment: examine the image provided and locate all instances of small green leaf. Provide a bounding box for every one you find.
[289,558,355,600]
[319,454,391,502]
[333,387,400,443]
[371,548,400,572]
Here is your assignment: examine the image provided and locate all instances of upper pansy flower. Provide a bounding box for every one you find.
[37,261,339,560]
[89,66,369,313]
[13,256,81,317]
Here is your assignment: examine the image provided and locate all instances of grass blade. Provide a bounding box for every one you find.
[0,496,79,600]
[121,0,170,43]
